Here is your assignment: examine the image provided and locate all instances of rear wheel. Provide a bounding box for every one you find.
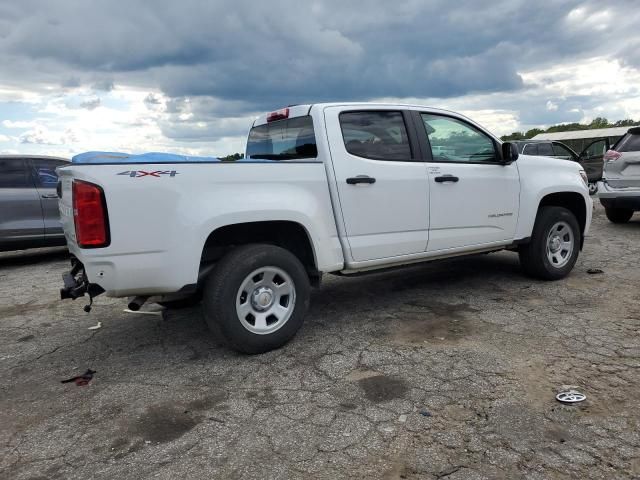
[605,207,633,224]
[519,206,581,280]
[202,244,310,354]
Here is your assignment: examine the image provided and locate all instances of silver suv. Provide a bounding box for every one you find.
[599,127,640,223]
[0,155,69,251]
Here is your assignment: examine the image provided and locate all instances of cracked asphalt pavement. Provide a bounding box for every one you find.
[1,204,639,479]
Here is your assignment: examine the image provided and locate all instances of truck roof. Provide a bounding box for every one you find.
[252,102,497,141]
[253,102,478,126]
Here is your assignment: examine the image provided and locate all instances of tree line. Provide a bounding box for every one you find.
[500,117,638,141]
[219,153,245,161]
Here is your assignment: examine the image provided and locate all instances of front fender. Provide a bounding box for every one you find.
[515,156,592,240]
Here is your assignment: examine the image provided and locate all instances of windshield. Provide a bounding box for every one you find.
[246,116,317,160]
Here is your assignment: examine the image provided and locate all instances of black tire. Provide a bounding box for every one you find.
[202,244,310,354]
[519,206,581,280]
[605,207,633,224]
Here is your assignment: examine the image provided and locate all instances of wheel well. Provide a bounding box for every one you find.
[538,192,587,236]
[201,221,319,282]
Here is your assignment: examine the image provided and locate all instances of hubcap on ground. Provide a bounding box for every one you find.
[236,266,296,335]
[546,221,574,268]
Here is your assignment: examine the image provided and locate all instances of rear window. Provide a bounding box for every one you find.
[616,132,640,152]
[246,116,317,160]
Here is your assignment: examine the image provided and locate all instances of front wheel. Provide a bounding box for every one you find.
[588,182,598,196]
[202,244,310,354]
[519,206,581,280]
[605,207,633,224]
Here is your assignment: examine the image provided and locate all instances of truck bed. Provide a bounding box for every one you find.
[57,161,344,296]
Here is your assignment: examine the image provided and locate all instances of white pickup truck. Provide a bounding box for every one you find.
[58,103,592,353]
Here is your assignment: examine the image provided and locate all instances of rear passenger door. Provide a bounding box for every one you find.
[30,158,65,237]
[324,107,429,262]
[0,157,44,244]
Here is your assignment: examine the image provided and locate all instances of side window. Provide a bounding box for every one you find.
[31,159,63,187]
[339,111,412,161]
[552,143,575,160]
[537,143,554,156]
[584,139,607,158]
[0,158,31,188]
[420,114,497,163]
[522,144,539,155]
[616,134,640,152]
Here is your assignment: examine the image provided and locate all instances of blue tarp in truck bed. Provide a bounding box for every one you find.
[72,151,221,164]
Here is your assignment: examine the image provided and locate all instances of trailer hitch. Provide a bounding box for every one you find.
[60,259,104,312]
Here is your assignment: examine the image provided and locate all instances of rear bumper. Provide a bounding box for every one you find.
[66,242,199,297]
[598,181,640,210]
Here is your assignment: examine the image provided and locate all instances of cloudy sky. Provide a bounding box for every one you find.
[1,0,639,158]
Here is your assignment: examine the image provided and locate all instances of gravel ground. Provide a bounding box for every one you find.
[1,203,639,480]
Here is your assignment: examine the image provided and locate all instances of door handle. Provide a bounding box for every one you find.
[434,175,459,183]
[41,193,59,199]
[346,175,376,185]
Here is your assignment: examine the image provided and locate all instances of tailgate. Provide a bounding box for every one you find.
[605,151,640,189]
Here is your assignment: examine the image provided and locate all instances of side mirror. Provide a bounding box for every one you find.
[501,142,519,164]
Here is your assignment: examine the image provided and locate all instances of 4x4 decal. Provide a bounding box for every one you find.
[117,170,179,178]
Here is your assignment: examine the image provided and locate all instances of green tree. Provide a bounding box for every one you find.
[220,153,244,162]
[525,128,544,138]
[588,117,610,129]
[500,131,526,141]
[614,119,636,127]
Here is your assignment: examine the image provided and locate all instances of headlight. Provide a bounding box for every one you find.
[579,170,588,186]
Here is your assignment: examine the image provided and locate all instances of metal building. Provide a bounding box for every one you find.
[532,126,639,152]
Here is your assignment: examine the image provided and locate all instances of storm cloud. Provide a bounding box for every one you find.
[0,0,639,154]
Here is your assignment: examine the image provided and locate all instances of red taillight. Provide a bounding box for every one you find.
[603,150,621,162]
[72,180,109,248]
[267,107,289,122]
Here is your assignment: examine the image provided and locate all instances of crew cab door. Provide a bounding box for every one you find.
[412,111,520,252]
[324,107,429,262]
[578,138,609,182]
[0,157,44,245]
